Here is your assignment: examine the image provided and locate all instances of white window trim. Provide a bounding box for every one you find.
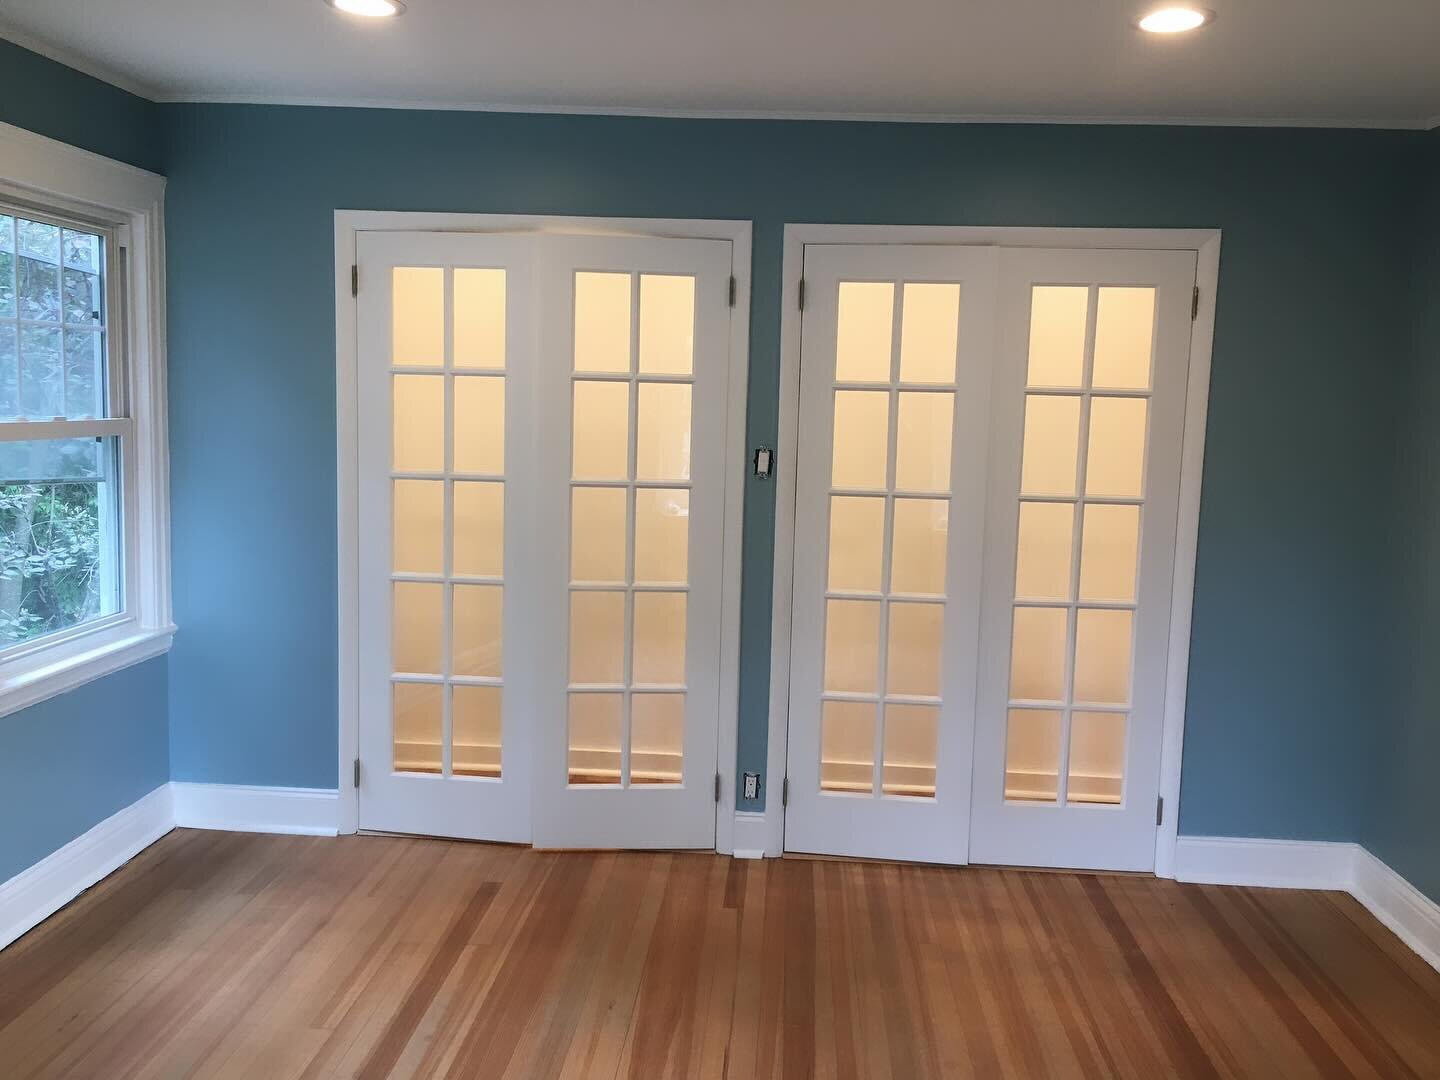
[0,122,173,718]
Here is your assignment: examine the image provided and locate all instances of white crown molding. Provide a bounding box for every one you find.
[0,24,160,101]
[170,782,340,836]
[0,784,172,952]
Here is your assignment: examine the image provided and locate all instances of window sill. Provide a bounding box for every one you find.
[0,624,175,720]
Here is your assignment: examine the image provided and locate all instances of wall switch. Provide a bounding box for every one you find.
[743,772,760,800]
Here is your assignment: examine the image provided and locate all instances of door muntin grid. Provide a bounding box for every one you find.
[819,280,962,801]
[389,264,508,781]
[1003,283,1155,808]
[566,270,695,788]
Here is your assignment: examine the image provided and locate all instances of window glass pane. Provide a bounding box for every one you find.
[63,329,102,418]
[571,486,627,584]
[62,265,101,325]
[1069,711,1125,804]
[1026,286,1088,388]
[1085,398,1148,498]
[827,495,884,593]
[882,703,938,797]
[633,591,686,686]
[1009,606,1067,702]
[634,488,688,586]
[835,281,893,382]
[453,481,504,578]
[1015,502,1074,601]
[636,383,691,481]
[1005,709,1060,802]
[392,267,443,367]
[0,215,14,320]
[452,584,502,678]
[1092,287,1155,390]
[454,268,505,369]
[1073,609,1133,706]
[638,274,694,375]
[393,682,442,774]
[0,438,120,646]
[890,498,947,596]
[20,325,62,419]
[568,693,622,784]
[824,599,880,694]
[899,283,960,384]
[453,685,502,778]
[631,693,684,785]
[894,392,953,492]
[821,700,875,794]
[572,380,629,481]
[392,374,443,472]
[453,376,505,474]
[1078,504,1140,603]
[0,326,15,417]
[392,581,442,675]
[575,272,631,373]
[61,230,99,273]
[18,245,59,324]
[569,590,625,684]
[886,602,943,698]
[831,390,889,490]
[392,479,443,575]
[1020,395,1081,497]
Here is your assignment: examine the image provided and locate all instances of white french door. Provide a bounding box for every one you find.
[782,241,1197,873]
[532,236,733,849]
[783,245,998,864]
[968,248,1196,871]
[355,229,735,849]
[356,232,537,841]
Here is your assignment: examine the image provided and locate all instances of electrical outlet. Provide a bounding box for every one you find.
[742,772,760,800]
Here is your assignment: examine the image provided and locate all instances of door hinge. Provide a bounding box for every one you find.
[1191,285,1199,320]
[351,264,359,298]
[714,772,722,803]
[797,277,806,312]
[782,776,790,807]
[353,758,361,788]
[1156,795,1164,827]
[727,275,737,307]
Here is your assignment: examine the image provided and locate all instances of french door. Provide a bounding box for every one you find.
[783,241,1197,872]
[355,230,734,849]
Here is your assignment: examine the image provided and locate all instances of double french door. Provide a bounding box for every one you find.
[355,229,735,849]
[784,242,1197,872]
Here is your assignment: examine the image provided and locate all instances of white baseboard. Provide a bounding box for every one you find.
[171,782,340,836]
[0,784,173,952]
[731,811,767,859]
[1177,835,1440,972]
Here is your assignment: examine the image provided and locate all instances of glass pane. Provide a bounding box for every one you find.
[886,602,943,698]
[453,481,504,577]
[62,267,101,325]
[574,271,631,373]
[0,438,120,646]
[821,701,875,794]
[392,682,442,774]
[1015,502,1074,601]
[1019,395,1081,497]
[392,374,444,472]
[18,218,59,262]
[454,268,506,369]
[631,693,684,785]
[835,281,893,382]
[890,498,947,596]
[1026,286,1088,388]
[1093,287,1155,390]
[1085,398,1148,498]
[1073,609,1133,706]
[62,229,100,273]
[883,703,938,797]
[392,479,443,575]
[454,376,505,474]
[18,252,59,324]
[633,591,686,686]
[453,685,502,778]
[1069,711,1125,804]
[63,329,102,418]
[1079,504,1140,603]
[392,267,443,367]
[831,390,889,490]
[824,599,881,694]
[569,591,625,684]
[636,383,691,481]
[571,486,627,584]
[452,584,503,678]
[1005,709,1060,801]
[0,326,15,417]
[0,221,13,321]
[899,283,960,384]
[634,488,689,586]
[827,495,884,593]
[572,380,629,481]
[568,693,622,784]
[393,581,442,674]
[1009,606,1067,702]
[638,274,694,375]
[895,392,953,492]
[20,325,62,419]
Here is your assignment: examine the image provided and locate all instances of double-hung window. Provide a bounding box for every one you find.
[0,123,172,716]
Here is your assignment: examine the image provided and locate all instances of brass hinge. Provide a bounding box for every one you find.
[1156,795,1164,827]
[714,772,722,803]
[782,776,790,807]
[353,758,361,788]
[797,278,806,312]
[1191,285,1199,320]
[728,276,737,307]
[351,264,359,298]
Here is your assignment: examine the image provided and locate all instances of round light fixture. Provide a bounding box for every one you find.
[1137,6,1212,33]
[326,0,405,16]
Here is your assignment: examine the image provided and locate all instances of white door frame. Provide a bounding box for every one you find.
[335,211,753,854]
[767,224,1221,875]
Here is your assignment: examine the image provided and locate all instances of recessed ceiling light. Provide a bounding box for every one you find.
[1137,6,1212,33]
[326,0,405,16]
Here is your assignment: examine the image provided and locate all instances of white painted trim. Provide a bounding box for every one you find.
[171,782,340,836]
[768,225,1220,866]
[0,121,174,717]
[0,783,172,952]
[1352,848,1440,973]
[335,211,752,848]
[731,811,767,859]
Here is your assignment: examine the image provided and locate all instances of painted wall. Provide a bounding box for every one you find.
[0,43,169,883]
[1364,133,1440,903]
[159,103,1423,839]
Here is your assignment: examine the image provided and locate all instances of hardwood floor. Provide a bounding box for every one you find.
[1,830,1438,1078]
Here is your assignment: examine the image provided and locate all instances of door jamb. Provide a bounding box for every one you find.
[335,211,753,852]
[767,224,1221,872]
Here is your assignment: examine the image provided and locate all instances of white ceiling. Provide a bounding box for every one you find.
[2,0,1438,127]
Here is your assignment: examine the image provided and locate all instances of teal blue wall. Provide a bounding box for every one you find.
[158,103,1423,839]
[1364,133,1440,903]
[0,41,168,882]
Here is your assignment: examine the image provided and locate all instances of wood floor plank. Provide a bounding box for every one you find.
[1,830,1438,1079]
